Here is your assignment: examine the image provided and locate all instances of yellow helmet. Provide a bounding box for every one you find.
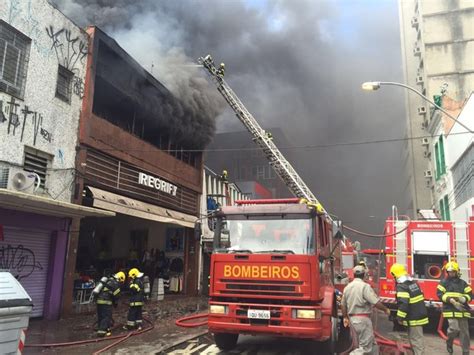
[444,261,460,273]
[128,268,142,279]
[114,271,126,283]
[390,263,407,279]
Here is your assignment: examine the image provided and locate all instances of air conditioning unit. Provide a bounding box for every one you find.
[416,76,424,84]
[411,17,419,28]
[418,106,427,115]
[421,137,429,145]
[423,151,431,158]
[6,167,40,194]
[424,170,433,178]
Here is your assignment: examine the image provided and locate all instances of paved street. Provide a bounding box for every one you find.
[165,316,467,354]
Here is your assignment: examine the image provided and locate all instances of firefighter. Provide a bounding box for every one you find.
[437,261,472,354]
[95,271,125,337]
[216,63,225,77]
[390,263,428,355]
[342,265,390,354]
[124,268,146,330]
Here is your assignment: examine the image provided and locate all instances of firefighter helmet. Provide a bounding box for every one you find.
[390,263,407,279]
[444,261,460,273]
[128,268,143,279]
[114,271,126,283]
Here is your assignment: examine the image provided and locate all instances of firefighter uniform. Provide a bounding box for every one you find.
[436,261,472,354]
[390,264,428,355]
[342,265,390,355]
[125,268,146,330]
[96,272,125,337]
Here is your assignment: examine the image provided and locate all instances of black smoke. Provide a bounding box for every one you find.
[52,0,408,244]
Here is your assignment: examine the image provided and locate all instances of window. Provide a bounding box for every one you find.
[55,65,73,103]
[0,21,31,98]
[23,147,52,190]
[439,194,450,220]
[434,135,446,180]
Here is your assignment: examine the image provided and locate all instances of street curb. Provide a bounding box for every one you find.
[157,329,209,353]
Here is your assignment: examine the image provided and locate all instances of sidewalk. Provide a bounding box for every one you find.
[24,295,209,354]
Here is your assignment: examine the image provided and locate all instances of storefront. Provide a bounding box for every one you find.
[75,148,201,296]
[0,189,114,319]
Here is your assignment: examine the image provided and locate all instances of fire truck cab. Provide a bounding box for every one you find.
[377,216,474,323]
[208,198,343,351]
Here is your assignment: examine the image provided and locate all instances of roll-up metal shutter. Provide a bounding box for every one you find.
[0,227,52,317]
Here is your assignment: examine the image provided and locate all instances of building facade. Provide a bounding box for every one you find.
[205,129,293,199]
[62,27,206,313]
[199,166,248,294]
[398,0,474,216]
[0,0,112,320]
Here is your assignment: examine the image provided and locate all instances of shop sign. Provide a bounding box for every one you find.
[138,172,178,196]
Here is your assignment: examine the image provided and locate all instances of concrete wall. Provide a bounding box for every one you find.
[0,0,87,201]
[398,0,474,215]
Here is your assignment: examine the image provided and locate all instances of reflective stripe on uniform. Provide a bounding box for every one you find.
[130,284,141,292]
[397,292,410,298]
[397,310,407,318]
[464,286,472,293]
[402,317,429,326]
[437,284,446,292]
[130,302,144,306]
[442,292,464,302]
[409,295,424,304]
[113,288,121,296]
[97,299,112,305]
[443,311,470,318]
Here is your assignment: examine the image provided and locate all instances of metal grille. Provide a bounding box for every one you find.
[0,20,31,98]
[24,150,49,190]
[85,148,199,215]
[219,279,304,297]
[0,166,8,188]
[55,65,73,103]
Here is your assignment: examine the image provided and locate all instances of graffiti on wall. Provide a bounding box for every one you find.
[0,244,44,280]
[45,26,88,99]
[0,96,53,145]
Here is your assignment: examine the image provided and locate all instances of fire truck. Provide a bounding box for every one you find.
[199,55,344,352]
[374,210,474,324]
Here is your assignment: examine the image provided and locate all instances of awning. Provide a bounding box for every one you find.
[0,188,115,218]
[86,186,197,228]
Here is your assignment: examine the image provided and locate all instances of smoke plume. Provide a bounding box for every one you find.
[52,0,408,243]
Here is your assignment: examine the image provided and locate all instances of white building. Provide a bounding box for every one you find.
[444,93,474,221]
[198,166,248,294]
[0,0,111,320]
[0,0,88,201]
[398,0,474,216]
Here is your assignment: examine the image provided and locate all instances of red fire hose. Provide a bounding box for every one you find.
[175,312,208,327]
[437,313,474,351]
[25,316,154,354]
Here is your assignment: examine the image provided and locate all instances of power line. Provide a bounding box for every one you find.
[79,131,473,153]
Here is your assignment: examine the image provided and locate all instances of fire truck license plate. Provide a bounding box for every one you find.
[247,309,270,319]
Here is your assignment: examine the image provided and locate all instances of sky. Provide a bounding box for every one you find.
[52,0,408,245]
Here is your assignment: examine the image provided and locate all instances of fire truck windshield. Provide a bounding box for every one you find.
[215,216,314,255]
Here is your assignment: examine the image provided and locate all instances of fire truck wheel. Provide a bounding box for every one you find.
[214,333,239,350]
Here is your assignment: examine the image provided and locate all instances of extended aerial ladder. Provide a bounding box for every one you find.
[198,54,328,215]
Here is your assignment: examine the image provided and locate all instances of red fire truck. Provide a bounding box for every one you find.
[376,214,474,324]
[208,198,343,350]
[199,55,345,352]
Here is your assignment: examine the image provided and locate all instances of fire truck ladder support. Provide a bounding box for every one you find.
[198,55,327,215]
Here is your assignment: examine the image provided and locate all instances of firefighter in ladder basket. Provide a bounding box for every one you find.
[390,263,428,355]
[342,265,391,354]
[437,261,472,354]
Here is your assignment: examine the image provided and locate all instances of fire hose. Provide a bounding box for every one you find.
[25,316,154,354]
[175,312,208,327]
[437,313,474,351]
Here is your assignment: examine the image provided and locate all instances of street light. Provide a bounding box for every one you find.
[361,81,473,133]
